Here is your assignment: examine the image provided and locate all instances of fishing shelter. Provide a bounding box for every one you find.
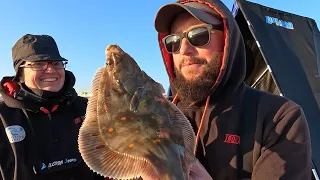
[232,0,320,178]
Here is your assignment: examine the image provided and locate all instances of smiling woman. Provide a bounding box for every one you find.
[19,61,67,95]
[0,34,105,180]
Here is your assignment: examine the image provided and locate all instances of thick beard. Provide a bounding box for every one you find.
[172,52,223,105]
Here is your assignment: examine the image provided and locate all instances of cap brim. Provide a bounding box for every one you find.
[155,2,222,34]
[24,54,67,62]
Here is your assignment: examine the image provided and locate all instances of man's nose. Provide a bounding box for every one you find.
[179,38,196,55]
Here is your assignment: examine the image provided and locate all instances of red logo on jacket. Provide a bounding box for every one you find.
[224,134,240,144]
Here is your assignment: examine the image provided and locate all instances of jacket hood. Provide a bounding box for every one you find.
[156,0,246,104]
[0,70,78,112]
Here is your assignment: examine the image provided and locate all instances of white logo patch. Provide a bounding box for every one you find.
[40,158,78,170]
[5,125,26,143]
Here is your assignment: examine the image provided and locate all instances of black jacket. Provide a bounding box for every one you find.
[157,0,312,179]
[0,71,104,180]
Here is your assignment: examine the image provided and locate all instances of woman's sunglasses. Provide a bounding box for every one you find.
[162,24,223,54]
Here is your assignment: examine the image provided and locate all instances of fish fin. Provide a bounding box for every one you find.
[84,68,104,119]
[79,68,159,180]
[78,67,105,175]
[79,118,158,180]
[166,100,198,179]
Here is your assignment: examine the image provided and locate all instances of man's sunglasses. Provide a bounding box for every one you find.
[162,24,223,54]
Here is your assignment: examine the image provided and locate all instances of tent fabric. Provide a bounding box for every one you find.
[233,0,320,175]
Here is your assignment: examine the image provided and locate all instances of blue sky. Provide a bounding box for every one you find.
[0,0,319,93]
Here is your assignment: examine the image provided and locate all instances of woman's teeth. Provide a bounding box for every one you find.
[42,78,58,82]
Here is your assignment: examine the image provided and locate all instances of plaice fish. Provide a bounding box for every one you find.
[78,44,197,180]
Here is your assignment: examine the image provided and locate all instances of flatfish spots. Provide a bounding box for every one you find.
[78,44,197,180]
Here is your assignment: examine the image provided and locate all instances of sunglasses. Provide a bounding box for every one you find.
[162,24,223,54]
